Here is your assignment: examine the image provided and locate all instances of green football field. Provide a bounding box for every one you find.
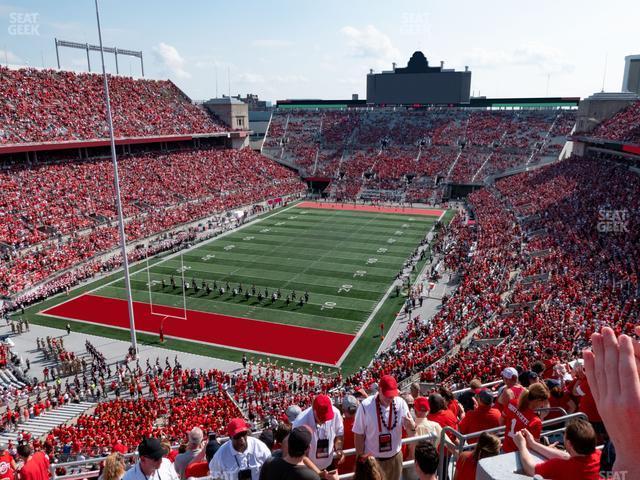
[32,202,449,374]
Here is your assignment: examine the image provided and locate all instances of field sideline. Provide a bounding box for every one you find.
[30,201,452,373]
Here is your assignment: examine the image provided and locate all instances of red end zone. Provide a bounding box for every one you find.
[42,294,354,365]
[296,201,445,217]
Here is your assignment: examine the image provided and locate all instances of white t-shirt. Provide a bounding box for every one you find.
[352,394,409,458]
[208,436,271,480]
[122,458,180,480]
[292,406,344,469]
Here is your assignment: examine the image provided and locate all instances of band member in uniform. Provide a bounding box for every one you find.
[170,275,176,289]
[161,279,166,290]
[304,291,309,303]
[285,295,291,306]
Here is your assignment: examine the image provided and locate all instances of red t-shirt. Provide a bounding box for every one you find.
[535,451,601,480]
[338,416,356,474]
[0,452,15,480]
[576,380,602,423]
[458,405,502,442]
[184,461,209,478]
[19,452,49,480]
[502,400,542,453]
[453,451,477,480]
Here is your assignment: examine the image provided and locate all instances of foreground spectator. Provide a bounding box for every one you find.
[413,441,439,480]
[0,443,16,480]
[353,455,383,480]
[500,383,549,453]
[353,375,415,480]
[458,389,501,443]
[16,444,49,480]
[122,438,179,480]
[100,453,126,480]
[453,432,500,480]
[514,419,601,479]
[174,427,206,479]
[209,418,271,480]
[583,326,640,479]
[259,426,326,480]
[292,394,344,473]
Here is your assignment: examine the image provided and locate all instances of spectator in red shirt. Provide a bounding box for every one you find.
[426,394,458,434]
[0,443,16,480]
[453,432,500,480]
[337,395,358,475]
[514,419,601,480]
[458,389,501,443]
[17,444,49,480]
[501,383,549,453]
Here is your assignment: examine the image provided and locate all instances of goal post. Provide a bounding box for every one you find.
[145,253,188,322]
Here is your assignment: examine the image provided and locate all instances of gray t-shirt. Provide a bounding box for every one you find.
[174,449,200,478]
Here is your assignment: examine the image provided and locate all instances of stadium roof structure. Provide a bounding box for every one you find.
[275,97,580,109]
[0,131,249,155]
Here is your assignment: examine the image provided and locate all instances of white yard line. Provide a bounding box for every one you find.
[335,211,446,366]
[39,202,302,315]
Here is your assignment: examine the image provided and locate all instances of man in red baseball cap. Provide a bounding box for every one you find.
[293,394,344,473]
[352,375,416,480]
[209,418,271,479]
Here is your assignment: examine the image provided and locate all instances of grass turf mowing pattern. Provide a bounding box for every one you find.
[39,205,437,369]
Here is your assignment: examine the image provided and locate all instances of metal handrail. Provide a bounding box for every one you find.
[436,412,588,479]
[338,432,437,480]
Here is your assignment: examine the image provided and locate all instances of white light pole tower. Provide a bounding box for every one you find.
[94,0,138,354]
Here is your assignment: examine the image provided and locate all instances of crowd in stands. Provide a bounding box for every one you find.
[589,100,640,144]
[0,147,305,298]
[0,67,226,145]
[263,108,576,197]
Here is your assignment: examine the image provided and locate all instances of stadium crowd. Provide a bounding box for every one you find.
[0,148,305,297]
[0,67,226,144]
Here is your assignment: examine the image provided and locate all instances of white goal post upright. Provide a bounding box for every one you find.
[146,253,188,322]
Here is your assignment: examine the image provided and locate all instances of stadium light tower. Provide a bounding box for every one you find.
[94,0,138,354]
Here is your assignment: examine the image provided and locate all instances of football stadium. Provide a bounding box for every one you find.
[0,2,638,480]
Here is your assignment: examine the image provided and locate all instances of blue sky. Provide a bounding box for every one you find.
[1,0,638,102]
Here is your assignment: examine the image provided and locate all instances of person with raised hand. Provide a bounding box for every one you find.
[582,326,640,479]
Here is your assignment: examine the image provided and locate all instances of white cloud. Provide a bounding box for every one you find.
[237,73,265,84]
[465,43,574,74]
[0,49,23,65]
[340,25,400,63]
[273,75,309,83]
[250,39,292,48]
[153,42,191,79]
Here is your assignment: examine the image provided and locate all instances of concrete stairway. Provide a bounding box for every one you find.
[0,401,94,443]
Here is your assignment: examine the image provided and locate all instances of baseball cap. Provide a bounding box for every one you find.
[138,437,165,460]
[501,367,519,379]
[285,405,302,423]
[379,375,399,397]
[226,418,250,438]
[313,395,335,423]
[475,388,494,406]
[287,426,312,457]
[414,396,429,413]
[342,395,358,413]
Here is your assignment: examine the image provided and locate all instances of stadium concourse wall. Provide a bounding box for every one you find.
[11,191,305,303]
